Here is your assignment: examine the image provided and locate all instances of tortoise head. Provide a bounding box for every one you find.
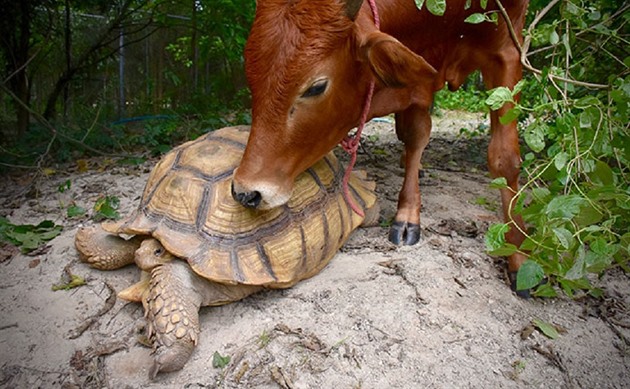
[135,238,175,271]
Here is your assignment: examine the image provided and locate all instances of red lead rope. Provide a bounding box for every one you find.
[341,0,379,217]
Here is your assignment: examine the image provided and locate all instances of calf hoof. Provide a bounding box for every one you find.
[389,221,421,245]
[509,272,549,299]
[509,272,531,298]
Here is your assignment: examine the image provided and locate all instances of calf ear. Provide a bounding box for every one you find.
[343,0,364,20]
[361,31,437,88]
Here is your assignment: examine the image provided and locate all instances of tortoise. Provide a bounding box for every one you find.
[74,125,377,378]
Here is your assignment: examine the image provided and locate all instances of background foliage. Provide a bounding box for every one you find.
[0,0,255,165]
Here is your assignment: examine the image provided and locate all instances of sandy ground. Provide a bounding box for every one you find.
[1,112,629,388]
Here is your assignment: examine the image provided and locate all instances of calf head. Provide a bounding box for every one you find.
[232,0,437,209]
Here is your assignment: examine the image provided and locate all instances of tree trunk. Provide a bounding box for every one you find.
[191,0,198,92]
[0,0,35,137]
[63,0,72,120]
[43,72,74,120]
[13,72,31,138]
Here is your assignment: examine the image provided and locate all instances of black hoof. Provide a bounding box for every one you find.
[389,221,421,245]
[509,271,533,299]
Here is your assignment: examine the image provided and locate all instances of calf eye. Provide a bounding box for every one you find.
[301,80,328,98]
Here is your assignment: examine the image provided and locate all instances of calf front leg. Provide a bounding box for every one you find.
[389,105,431,245]
[488,108,527,273]
[483,50,528,281]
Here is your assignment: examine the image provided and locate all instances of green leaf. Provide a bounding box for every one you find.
[545,195,586,220]
[574,95,601,108]
[516,260,545,291]
[513,192,527,214]
[553,227,574,249]
[485,223,509,254]
[620,232,630,255]
[414,0,425,10]
[489,243,518,256]
[588,10,601,21]
[513,80,526,95]
[500,107,520,125]
[563,1,580,16]
[93,195,121,221]
[58,179,71,193]
[586,239,617,273]
[531,187,551,201]
[485,87,513,110]
[573,203,603,226]
[562,33,572,58]
[532,283,557,298]
[589,160,614,186]
[553,152,568,171]
[52,274,87,291]
[549,30,559,45]
[426,0,446,16]
[579,111,592,128]
[559,278,591,297]
[519,237,538,252]
[480,0,488,9]
[565,247,586,280]
[464,13,486,24]
[0,218,63,253]
[67,205,87,218]
[489,177,508,189]
[588,288,604,299]
[532,318,559,339]
[212,351,231,368]
[524,124,546,153]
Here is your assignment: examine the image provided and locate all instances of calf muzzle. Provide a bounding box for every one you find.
[231,181,262,208]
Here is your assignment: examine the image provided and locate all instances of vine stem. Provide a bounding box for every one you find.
[495,0,609,90]
[505,157,557,252]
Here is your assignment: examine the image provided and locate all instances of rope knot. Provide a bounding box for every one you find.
[341,133,360,154]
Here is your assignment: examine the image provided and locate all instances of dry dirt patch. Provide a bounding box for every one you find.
[1,112,628,388]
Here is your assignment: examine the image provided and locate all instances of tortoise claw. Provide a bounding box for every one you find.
[388,221,421,246]
[149,341,195,380]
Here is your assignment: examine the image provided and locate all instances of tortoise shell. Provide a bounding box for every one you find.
[103,126,376,288]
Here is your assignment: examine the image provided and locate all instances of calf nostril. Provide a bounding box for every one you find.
[243,190,262,208]
[231,182,262,208]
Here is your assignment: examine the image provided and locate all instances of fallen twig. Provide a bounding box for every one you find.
[68,282,117,339]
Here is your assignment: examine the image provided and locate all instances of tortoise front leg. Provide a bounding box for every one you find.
[145,261,262,378]
[75,225,144,270]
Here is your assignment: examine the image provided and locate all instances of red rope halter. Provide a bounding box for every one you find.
[341,0,380,217]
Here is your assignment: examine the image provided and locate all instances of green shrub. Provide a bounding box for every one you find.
[485,0,629,297]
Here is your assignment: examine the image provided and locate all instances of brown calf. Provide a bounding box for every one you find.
[232,0,529,289]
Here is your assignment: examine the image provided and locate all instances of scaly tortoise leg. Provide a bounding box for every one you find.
[75,225,144,270]
[145,261,262,378]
